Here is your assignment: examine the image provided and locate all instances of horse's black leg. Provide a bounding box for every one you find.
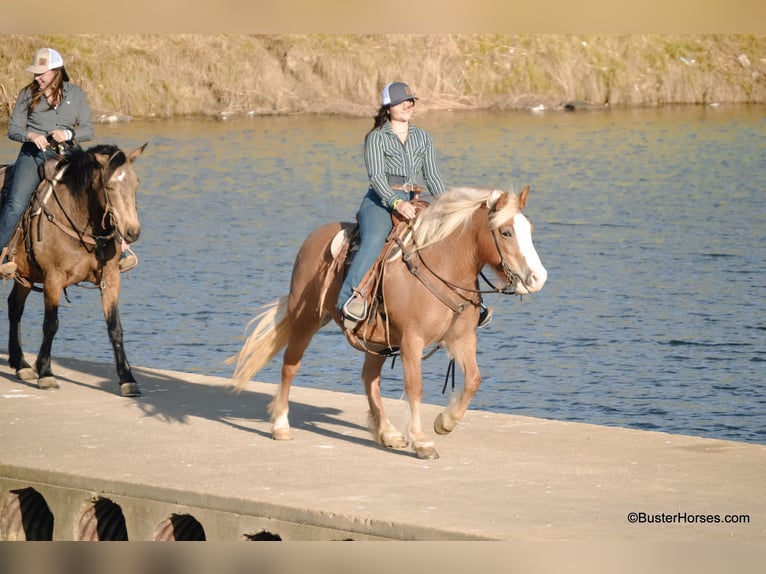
[101,284,140,397]
[35,290,61,389]
[7,283,36,380]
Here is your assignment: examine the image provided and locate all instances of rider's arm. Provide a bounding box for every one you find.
[7,88,34,144]
[364,129,401,209]
[418,129,446,196]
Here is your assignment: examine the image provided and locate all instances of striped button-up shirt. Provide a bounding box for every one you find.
[364,121,446,208]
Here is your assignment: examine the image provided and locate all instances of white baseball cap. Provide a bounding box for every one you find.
[26,48,65,74]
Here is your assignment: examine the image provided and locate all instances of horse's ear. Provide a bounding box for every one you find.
[486,189,506,210]
[518,185,530,209]
[105,150,127,178]
[127,143,148,163]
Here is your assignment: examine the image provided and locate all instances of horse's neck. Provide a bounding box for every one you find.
[417,224,483,283]
[46,180,97,227]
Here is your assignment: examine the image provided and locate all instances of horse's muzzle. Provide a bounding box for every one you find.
[515,267,547,295]
[123,227,141,244]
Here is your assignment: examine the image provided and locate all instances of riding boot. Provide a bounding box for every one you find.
[0,247,17,279]
[478,301,493,328]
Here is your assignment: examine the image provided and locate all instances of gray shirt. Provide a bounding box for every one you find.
[8,81,93,144]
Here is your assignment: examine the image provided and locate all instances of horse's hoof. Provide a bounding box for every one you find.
[434,413,454,435]
[415,446,440,460]
[120,383,141,397]
[37,377,59,390]
[16,367,37,381]
[272,428,293,441]
[381,431,407,449]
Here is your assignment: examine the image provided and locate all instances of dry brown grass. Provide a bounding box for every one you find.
[1,34,764,121]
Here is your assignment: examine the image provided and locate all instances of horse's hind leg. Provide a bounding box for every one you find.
[7,283,36,381]
[363,353,406,449]
[100,281,140,397]
[269,312,325,441]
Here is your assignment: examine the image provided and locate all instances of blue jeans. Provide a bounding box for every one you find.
[338,187,407,309]
[0,143,55,250]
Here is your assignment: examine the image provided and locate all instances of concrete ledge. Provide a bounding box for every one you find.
[1,355,764,541]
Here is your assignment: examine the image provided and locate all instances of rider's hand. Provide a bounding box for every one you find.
[28,132,50,151]
[395,200,417,220]
[48,130,69,143]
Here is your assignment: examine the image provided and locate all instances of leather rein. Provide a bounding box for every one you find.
[15,153,125,292]
[37,152,124,250]
[393,205,521,316]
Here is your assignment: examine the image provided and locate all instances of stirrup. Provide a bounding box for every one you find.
[0,247,16,279]
[341,296,368,322]
[119,247,138,273]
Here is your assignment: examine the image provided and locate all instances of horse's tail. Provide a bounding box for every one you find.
[227,296,290,392]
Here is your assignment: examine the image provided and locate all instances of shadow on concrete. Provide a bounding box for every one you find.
[19,355,383,452]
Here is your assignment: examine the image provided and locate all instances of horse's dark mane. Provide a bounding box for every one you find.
[64,144,123,196]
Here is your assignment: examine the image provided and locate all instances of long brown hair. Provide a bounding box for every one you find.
[364,105,390,145]
[26,68,67,113]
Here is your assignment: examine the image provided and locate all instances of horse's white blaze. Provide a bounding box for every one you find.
[116,169,126,182]
[512,213,547,293]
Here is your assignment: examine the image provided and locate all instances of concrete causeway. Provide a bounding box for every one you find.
[0,354,764,541]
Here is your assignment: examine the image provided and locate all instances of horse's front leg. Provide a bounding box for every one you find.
[400,338,439,459]
[35,286,62,390]
[434,334,480,435]
[7,283,36,381]
[100,279,140,397]
[363,352,406,449]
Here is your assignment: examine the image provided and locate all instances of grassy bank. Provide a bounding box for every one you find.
[1,34,765,121]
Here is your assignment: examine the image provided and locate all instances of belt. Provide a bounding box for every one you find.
[387,175,423,194]
[391,183,423,193]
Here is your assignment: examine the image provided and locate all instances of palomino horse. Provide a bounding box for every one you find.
[0,143,147,396]
[230,186,547,458]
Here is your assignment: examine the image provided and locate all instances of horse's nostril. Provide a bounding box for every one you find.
[124,229,140,244]
[526,270,547,289]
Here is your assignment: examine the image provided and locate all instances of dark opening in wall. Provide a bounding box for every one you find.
[0,487,54,541]
[77,497,128,541]
[243,530,282,541]
[154,513,206,541]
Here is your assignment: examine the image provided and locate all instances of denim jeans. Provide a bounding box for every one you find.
[337,187,407,309]
[0,143,54,250]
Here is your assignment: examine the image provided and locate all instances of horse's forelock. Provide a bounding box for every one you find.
[488,189,523,229]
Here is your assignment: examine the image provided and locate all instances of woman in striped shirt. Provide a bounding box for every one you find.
[338,81,446,323]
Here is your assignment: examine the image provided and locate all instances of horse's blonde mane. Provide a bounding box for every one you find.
[411,187,519,251]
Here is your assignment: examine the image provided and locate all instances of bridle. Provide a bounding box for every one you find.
[40,150,126,249]
[398,204,523,310]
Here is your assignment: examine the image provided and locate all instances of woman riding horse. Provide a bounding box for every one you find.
[230,185,547,459]
[337,81,446,323]
[2,47,137,279]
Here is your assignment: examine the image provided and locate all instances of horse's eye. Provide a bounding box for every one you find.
[501,229,513,238]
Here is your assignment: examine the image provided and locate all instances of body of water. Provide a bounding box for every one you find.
[1,105,764,444]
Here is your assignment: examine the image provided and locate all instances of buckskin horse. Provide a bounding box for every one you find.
[230,186,547,458]
[0,143,147,396]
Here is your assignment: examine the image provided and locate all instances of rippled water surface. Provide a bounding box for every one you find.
[1,105,764,444]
